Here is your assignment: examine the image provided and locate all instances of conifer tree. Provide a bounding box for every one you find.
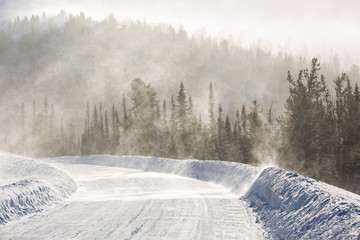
[176,81,190,157]
[162,100,167,126]
[127,78,159,155]
[81,102,91,155]
[225,115,232,144]
[215,103,225,160]
[104,110,110,154]
[208,83,215,131]
[122,94,129,132]
[170,95,176,134]
[224,114,233,161]
[240,104,251,163]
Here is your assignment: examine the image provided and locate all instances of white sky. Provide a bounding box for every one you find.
[1,0,360,66]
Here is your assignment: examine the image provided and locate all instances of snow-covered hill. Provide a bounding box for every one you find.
[0,152,76,224]
[1,153,359,239]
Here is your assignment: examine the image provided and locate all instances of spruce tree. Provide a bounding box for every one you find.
[121,94,127,130]
[215,103,225,160]
[176,81,190,157]
[104,110,110,154]
[162,100,167,126]
[208,83,215,131]
[127,78,159,155]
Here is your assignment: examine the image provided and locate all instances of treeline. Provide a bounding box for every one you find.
[76,79,270,164]
[4,58,360,194]
[80,79,276,165]
[10,78,273,164]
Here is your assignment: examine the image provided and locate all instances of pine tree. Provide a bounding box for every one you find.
[81,102,91,155]
[208,83,215,131]
[114,109,120,153]
[162,100,167,126]
[127,78,160,155]
[240,105,251,163]
[176,81,187,124]
[241,105,247,134]
[176,81,190,158]
[111,104,117,154]
[282,58,329,177]
[207,84,216,159]
[99,102,105,154]
[188,96,193,116]
[170,95,176,134]
[215,103,225,160]
[224,114,234,161]
[225,115,232,144]
[122,94,129,132]
[92,104,100,154]
[104,110,110,154]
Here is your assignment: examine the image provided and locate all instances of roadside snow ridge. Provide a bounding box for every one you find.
[49,155,360,239]
[0,152,76,224]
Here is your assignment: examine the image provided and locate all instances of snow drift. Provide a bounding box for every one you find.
[47,155,360,239]
[245,167,360,239]
[1,152,359,239]
[46,155,262,196]
[0,152,76,224]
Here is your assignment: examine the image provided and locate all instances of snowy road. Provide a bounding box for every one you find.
[0,162,266,239]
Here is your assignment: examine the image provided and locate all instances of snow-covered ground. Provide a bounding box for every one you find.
[0,155,267,239]
[0,152,76,225]
[1,153,360,239]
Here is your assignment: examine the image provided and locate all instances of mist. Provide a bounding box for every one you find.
[1,0,360,65]
[0,1,359,194]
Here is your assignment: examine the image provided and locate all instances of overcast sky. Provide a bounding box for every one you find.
[1,0,359,65]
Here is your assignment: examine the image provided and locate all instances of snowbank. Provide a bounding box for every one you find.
[0,152,76,224]
[244,167,360,239]
[48,155,360,239]
[47,155,261,195]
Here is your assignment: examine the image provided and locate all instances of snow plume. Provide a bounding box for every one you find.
[0,152,76,224]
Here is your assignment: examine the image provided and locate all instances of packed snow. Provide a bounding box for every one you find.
[1,155,267,239]
[1,153,360,239]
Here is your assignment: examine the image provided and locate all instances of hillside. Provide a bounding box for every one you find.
[1,12,353,130]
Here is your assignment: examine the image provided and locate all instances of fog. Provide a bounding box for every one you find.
[0,0,359,194]
[1,0,360,66]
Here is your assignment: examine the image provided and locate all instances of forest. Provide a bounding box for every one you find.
[0,12,359,194]
[8,59,360,194]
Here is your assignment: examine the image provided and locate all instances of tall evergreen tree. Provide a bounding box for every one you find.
[176,81,190,158]
[215,103,225,160]
[162,100,167,126]
[208,83,215,131]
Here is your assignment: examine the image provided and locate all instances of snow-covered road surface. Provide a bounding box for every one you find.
[0,163,267,239]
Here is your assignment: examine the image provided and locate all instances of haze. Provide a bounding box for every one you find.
[1,0,359,66]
